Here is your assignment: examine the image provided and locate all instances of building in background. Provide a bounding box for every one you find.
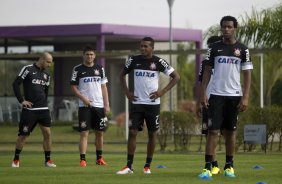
[0,23,202,122]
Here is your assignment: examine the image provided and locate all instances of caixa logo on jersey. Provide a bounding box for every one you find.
[217,57,239,64]
[32,79,48,85]
[135,71,155,78]
[83,77,100,83]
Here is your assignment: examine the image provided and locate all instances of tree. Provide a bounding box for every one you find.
[238,4,282,105]
[238,5,282,48]
[176,43,195,101]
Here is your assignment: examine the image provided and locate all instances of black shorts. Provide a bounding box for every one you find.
[129,104,160,132]
[78,107,107,132]
[208,95,241,131]
[18,109,51,136]
[201,107,208,135]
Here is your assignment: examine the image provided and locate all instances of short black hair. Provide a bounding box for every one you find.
[83,45,95,54]
[142,37,155,47]
[207,36,222,46]
[220,16,238,28]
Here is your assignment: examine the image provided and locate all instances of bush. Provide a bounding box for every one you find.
[157,111,199,151]
[157,106,282,153]
[237,105,282,152]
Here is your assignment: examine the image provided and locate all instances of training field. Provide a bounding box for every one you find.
[0,153,281,184]
[0,125,281,184]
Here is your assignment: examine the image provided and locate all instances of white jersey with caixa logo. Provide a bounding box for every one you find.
[124,55,174,105]
[205,41,253,96]
[70,63,108,108]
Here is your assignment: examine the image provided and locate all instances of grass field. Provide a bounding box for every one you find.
[0,124,281,184]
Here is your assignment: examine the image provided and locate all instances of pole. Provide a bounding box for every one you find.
[125,57,129,141]
[167,0,175,111]
[125,73,129,141]
[260,53,264,108]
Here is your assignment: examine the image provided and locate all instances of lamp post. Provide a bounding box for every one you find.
[167,0,175,111]
[259,53,264,108]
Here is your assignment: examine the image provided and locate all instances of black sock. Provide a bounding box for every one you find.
[126,154,134,169]
[204,155,213,170]
[80,154,86,161]
[14,149,22,161]
[45,151,51,162]
[96,150,102,160]
[211,160,219,167]
[224,155,233,169]
[144,157,152,168]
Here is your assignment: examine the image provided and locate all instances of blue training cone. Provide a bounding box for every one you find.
[156,165,166,168]
[253,165,263,169]
[256,182,266,184]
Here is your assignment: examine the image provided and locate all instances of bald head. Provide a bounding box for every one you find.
[40,52,52,60]
[37,52,53,70]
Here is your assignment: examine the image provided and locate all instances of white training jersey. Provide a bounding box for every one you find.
[205,41,253,96]
[123,55,174,105]
[70,63,108,108]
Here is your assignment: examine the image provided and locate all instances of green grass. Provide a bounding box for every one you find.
[0,153,281,184]
[0,124,281,183]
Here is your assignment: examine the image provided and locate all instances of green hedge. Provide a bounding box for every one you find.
[237,105,282,152]
[157,111,198,151]
[158,106,282,152]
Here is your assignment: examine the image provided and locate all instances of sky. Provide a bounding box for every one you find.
[0,0,281,32]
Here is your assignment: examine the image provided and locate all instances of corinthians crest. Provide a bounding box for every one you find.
[233,48,241,57]
[80,121,87,128]
[94,69,100,75]
[149,62,156,70]
[23,126,29,133]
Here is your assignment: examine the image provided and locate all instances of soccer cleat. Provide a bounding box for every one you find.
[116,166,134,174]
[80,160,87,167]
[12,160,20,168]
[96,158,108,166]
[143,167,151,174]
[198,169,212,179]
[211,166,220,175]
[224,167,235,177]
[45,160,56,168]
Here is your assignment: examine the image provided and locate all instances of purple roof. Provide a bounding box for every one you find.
[0,23,202,43]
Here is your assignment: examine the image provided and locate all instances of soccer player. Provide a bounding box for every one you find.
[11,52,56,168]
[196,35,222,175]
[199,16,253,179]
[116,37,180,174]
[70,45,110,167]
